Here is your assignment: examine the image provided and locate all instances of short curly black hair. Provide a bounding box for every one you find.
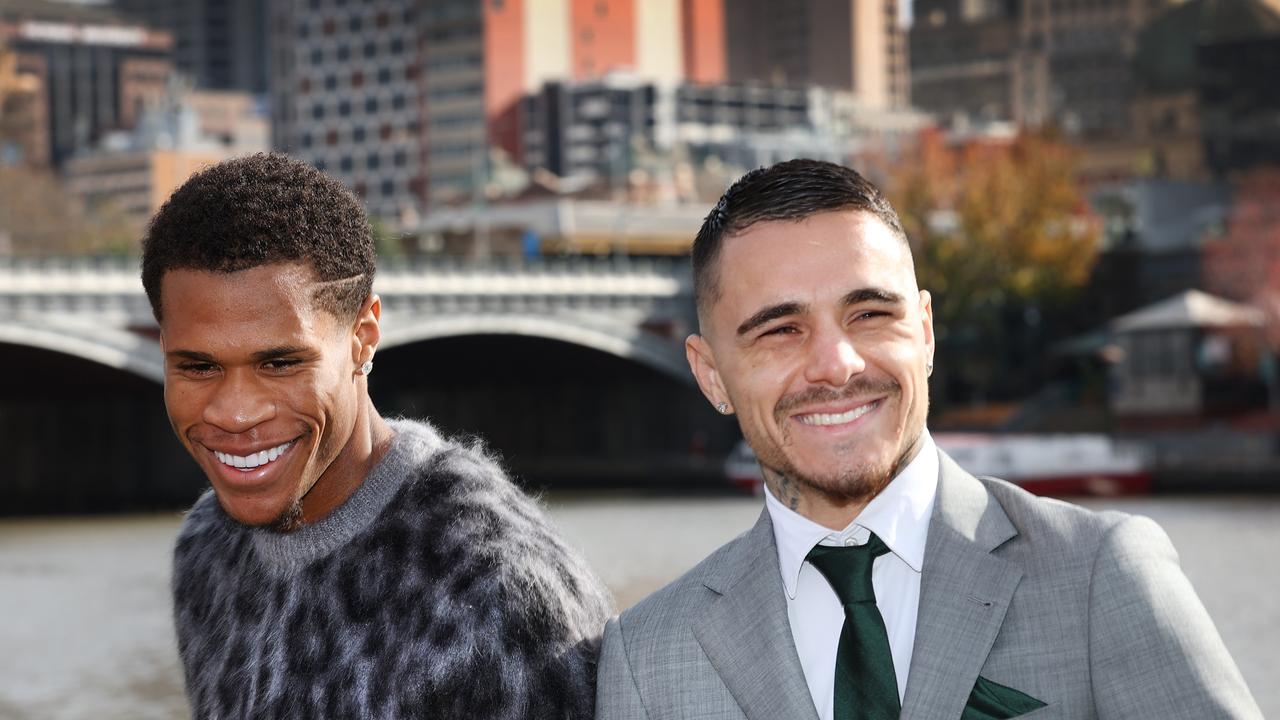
[141,153,376,322]
[692,158,907,318]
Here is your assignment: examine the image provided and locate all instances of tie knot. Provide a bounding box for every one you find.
[805,532,890,606]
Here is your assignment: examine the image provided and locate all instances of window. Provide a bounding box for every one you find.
[353,126,366,142]
[365,97,379,113]
[312,103,325,120]
[340,155,353,172]
[381,179,395,196]
[367,152,381,169]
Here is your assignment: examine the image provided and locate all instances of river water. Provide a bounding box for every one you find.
[1,494,1276,719]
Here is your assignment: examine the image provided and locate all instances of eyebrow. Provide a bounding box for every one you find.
[734,288,907,337]
[842,288,905,306]
[166,346,311,363]
[736,301,807,337]
[167,349,216,363]
[250,345,311,362]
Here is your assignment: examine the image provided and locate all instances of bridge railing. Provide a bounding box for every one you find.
[0,255,693,296]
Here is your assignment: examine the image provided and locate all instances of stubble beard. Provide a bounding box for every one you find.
[270,499,305,532]
[755,376,926,510]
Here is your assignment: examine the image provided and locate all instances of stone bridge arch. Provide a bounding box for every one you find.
[379,313,693,384]
[0,318,163,383]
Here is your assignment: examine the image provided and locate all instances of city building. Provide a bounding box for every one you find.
[726,0,908,109]
[1020,0,1182,138]
[270,0,427,220]
[270,0,728,220]
[911,0,1181,140]
[110,0,269,94]
[521,73,929,189]
[0,0,173,167]
[64,82,267,228]
[1133,0,1280,180]
[416,196,711,257]
[1108,289,1270,425]
[0,41,46,165]
[1086,178,1232,320]
[910,0,1019,126]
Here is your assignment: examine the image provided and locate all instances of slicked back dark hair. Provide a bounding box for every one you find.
[141,152,376,322]
[691,158,908,317]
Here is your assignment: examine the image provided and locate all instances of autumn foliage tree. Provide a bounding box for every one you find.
[0,164,138,255]
[883,128,1101,406]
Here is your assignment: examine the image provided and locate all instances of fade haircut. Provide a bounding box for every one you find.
[141,152,376,322]
[691,158,908,317]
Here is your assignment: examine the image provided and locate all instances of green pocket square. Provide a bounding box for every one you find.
[960,675,1047,720]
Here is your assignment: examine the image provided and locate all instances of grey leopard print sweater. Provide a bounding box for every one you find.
[172,419,613,719]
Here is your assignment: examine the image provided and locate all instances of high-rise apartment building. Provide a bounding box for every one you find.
[270,0,427,219]
[521,74,929,186]
[725,0,908,109]
[1018,0,1181,137]
[0,0,173,167]
[910,0,1019,125]
[911,0,1181,138]
[271,0,728,217]
[484,0,724,162]
[111,0,269,94]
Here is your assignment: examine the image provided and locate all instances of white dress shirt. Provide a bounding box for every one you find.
[764,431,938,720]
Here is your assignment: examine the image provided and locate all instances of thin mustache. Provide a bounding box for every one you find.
[775,378,901,418]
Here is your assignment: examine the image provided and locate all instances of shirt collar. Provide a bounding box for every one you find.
[765,430,939,599]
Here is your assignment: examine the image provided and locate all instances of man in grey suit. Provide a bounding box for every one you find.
[596,159,1260,719]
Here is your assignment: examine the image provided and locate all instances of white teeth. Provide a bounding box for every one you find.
[799,403,876,427]
[213,441,293,470]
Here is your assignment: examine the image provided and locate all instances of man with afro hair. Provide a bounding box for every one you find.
[144,153,612,719]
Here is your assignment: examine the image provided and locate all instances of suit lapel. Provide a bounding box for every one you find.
[900,451,1023,720]
[691,510,821,720]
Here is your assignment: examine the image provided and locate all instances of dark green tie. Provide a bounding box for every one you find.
[807,533,901,720]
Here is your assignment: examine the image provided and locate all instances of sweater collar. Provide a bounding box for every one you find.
[249,419,442,574]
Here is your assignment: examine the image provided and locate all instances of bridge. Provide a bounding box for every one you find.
[0,255,699,383]
[0,257,738,514]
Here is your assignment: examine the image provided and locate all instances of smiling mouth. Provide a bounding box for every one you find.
[212,441,294,471]
[796,400,880,427]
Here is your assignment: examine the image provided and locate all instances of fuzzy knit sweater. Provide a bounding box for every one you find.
[172,419,614,720]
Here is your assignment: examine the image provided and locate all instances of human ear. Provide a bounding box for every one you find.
[919,289,935,367]
[686,333,733,414]
[350,294,382,370]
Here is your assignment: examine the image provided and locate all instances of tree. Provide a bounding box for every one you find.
[884,128,1102,406]
[0,165,138,255]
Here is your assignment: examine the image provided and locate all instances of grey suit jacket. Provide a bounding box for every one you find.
[597,451,1261,719]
